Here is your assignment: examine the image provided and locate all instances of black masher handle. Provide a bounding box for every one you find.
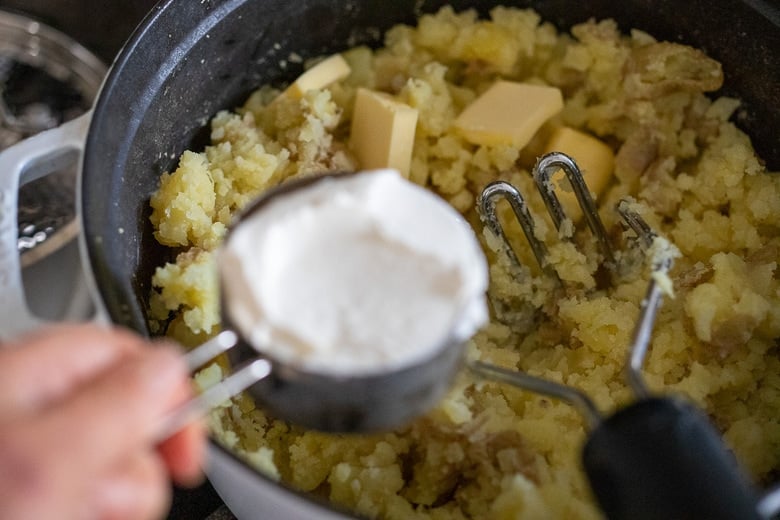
[583,397,761,520]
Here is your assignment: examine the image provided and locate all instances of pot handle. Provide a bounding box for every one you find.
[0,112,91,341]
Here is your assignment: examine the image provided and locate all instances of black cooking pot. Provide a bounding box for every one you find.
[76,0,779,517]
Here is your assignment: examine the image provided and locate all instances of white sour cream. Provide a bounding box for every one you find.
[220,169,488,375]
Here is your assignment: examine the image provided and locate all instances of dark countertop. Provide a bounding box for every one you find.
[207,506,237,520]
[170,482,234,520]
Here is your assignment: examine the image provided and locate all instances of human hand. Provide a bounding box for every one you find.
[0,324,206,520]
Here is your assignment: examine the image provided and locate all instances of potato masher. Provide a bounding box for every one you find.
[472,151,770,520]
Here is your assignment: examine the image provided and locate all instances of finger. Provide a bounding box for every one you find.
[157,380,207,486]
[157,416,207,487]
[28,344,189,481]
[93,451,171,520]
[155,346,208,486]
[0,422,65,520]
[0,324,145,416]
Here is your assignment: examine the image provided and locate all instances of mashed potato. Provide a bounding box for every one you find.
[148,7,780,519]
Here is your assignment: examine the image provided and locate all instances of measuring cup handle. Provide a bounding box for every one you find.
[154,331,272,441]
[0,112,91,341]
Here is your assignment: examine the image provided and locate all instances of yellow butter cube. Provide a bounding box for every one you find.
[454,81,563,148]
[542,126,615,222]
[350,88,419,178]
[283,54,351,99]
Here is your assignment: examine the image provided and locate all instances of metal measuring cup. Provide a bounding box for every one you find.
[158,171,488,436]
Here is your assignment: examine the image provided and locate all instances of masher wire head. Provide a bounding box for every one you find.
[472,152,678,424]
[478,180,558,281]
[617,200,675,399]
[533,152,615,266]
[478,152,616,278]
